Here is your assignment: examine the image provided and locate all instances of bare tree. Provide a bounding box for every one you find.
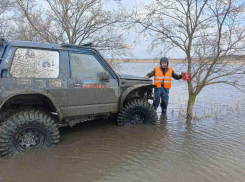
[0,0,15,38]
[121,0,245,122]
[14,0,128,56]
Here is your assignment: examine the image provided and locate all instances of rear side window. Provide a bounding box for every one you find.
[10,48,59,78]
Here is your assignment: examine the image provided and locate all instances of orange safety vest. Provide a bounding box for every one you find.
[154,66,173,88]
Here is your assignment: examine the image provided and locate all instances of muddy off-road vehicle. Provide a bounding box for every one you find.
[0,38,157,156]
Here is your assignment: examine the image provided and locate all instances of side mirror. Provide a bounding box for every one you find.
[102,71,109,81]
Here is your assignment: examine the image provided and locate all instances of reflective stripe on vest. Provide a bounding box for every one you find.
[154,66,173,88]
[155,76,172,79]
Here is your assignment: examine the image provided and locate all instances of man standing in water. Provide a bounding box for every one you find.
[145,57,182,113]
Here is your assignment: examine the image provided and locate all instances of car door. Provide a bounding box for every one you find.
[66,51,119,117]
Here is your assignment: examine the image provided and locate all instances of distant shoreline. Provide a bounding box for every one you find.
[106,58,245,64]
[107,59,187,63]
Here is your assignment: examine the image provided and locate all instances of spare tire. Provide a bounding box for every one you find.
[117,99,157,126]
[0,109,59,156]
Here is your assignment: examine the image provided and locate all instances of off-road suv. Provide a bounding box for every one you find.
[0,38,157,156]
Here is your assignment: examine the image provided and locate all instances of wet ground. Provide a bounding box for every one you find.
[0,63,245,182]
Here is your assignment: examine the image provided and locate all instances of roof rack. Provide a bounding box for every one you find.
[81,43,94,47]
[60,42,94,48]
[0,38,8,47]
[0,38,9,61]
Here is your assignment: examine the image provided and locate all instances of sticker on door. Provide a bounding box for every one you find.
[81,80,106,88]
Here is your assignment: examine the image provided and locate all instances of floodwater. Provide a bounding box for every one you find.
[0,63,245,182]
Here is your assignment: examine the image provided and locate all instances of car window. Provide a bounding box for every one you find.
[70,53,107,80]
[10,48,59,78]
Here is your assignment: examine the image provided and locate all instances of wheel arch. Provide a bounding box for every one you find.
[0,91,63,121]
[119,84,155,111]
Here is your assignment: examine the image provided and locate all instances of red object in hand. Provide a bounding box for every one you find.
[186,73,192,81]
[182,72,187,80]
[182,72,192,81]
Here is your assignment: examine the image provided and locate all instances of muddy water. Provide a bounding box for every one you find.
[0,63,245,182]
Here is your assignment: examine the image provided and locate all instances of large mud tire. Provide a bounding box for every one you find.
[0,109,59,156]
[0,109,14,125]
[117,100,157,125]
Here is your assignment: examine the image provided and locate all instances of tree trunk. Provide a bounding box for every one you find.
[186,93,196,124]
[186,52,195,124]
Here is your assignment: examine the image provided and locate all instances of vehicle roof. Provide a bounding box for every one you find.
[7,39,96,52]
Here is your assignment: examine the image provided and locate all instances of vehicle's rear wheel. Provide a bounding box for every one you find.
[117,99,157,125]
[0,109,59,156]
[0,109,14,125]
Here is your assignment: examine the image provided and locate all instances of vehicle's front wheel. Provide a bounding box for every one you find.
[117,100,157,125]
[0,109,60,156]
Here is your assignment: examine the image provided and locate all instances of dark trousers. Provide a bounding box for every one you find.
[153,87,169,112]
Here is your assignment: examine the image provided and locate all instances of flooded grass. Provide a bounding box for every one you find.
[174,100,245,123]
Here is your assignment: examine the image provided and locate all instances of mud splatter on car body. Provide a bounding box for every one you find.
[0,38,156,156]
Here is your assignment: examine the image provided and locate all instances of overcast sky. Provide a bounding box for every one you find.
[106,0,185,59]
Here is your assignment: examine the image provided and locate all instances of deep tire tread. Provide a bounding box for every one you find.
[117,99,157,126]
[0,109,60,156]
